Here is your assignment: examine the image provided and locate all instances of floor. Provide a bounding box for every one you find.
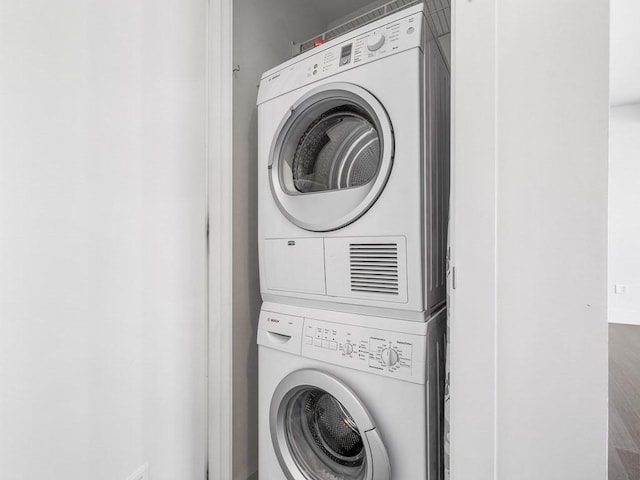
[609,323,640,480]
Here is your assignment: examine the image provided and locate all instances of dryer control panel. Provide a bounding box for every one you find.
[257,9,427,105]
[301,318,427,384]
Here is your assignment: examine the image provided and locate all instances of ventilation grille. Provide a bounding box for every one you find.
[349,243,399,295]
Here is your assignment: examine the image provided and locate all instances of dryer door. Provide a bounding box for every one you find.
[270,369,391,480]
[269,83,394,232]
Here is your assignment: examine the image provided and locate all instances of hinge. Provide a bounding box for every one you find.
[452,266,457,290]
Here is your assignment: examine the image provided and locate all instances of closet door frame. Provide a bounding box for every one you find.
[207,0,234,478]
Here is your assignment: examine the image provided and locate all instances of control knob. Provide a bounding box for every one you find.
[343,343,354,355]
[366,32,386,51]
[380,347,400,367]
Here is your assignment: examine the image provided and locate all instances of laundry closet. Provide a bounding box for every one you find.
[222,0,610,478]
[230,1,451,479]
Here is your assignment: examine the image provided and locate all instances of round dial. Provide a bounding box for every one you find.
[366,32,386,51]
[380,347,400,367]
[343,343,354,355]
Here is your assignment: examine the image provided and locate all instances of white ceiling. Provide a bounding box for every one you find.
[610,0,640,106]
[308,0,379,27]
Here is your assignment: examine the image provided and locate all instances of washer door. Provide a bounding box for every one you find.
[270,369,391,480]
[269,83,394,232]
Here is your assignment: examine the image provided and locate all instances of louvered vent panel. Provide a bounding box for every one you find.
[349,243,399,295]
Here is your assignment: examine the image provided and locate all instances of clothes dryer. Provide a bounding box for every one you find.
[257,5,450,321]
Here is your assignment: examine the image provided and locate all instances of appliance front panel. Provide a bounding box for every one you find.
[301,316,426,384]
[257,8,426,104]
[259,348,431,480]
[263,237,326,295]
[258,49,426,314]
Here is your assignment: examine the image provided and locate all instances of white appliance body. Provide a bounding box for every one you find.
[257,5,451,321]
[258,302,446,480]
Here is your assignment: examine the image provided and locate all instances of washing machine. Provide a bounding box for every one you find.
[258,302,446,480]
[257,4,450,322]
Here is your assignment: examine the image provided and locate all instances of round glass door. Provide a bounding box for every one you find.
[270,369,390,480]
[284,387,367,479]
[269,83,394,232]
[286,106,380,194]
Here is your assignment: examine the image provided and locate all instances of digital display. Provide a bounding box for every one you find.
[339,43,352,66]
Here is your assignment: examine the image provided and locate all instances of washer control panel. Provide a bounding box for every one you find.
[257,9,426,105]
[301,318,426,383]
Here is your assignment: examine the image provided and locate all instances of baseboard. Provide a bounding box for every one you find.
[609,309,640,325]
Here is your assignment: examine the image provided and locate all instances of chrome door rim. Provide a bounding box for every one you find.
[268,83,394,232]
[270,369,389,480]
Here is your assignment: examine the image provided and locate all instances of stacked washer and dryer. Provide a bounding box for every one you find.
[256,4,450,479]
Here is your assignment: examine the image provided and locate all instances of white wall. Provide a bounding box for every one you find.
[496,1,608,478]
[451,1,609,479]
[0,1,207,479]
[609,103,640,325]
[231,2,327,478]
[610,0,640,106]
